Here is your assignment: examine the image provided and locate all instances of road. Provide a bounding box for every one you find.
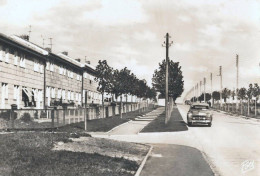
[92,105,260,176]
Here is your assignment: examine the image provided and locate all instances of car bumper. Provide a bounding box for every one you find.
[189,120,211,124]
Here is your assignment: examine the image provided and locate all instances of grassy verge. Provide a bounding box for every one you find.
[0,132,148,176]
[56,108,155,133]
[140,106,188,133]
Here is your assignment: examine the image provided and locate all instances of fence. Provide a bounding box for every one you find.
[0,101,151,130]
[212,102,260,118]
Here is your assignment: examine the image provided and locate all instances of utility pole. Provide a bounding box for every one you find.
[28,25,32,41]
[200,81,202,101]
[210,73,213,106]
[49,38,53,51]
[218,66,223,107]
[197,83,199,102]
[193,86,195,102]
[204,77,206,102]
[162,33,173,124]
[236,54,239,110]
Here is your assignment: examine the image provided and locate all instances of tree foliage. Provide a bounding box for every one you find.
[95,60,113,94]
[152,59,184,101]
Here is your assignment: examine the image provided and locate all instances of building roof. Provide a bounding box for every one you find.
[0,32,97,74]
[57,53,84,68]
[10,35,49,55]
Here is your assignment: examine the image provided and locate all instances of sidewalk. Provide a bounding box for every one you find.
[107,107,164,135]
[140,144,214,176]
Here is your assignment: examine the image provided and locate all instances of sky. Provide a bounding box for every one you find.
[1,0,260,102]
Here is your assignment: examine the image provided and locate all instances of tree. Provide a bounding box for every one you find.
[95,60,113,118]
[246,84,254,101]
[212,91,220,102]
[237,87,247,100]
[253,83,260,99]
[198,93,211,102]
[152,59,184,103]
[222,88,231,103]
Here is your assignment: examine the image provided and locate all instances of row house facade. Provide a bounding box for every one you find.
[0,33,101,109]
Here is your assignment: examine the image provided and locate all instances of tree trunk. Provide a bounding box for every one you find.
[125,95,128,115]
[102,93,104,118]
[120,95,122,118]
[255,99,257,116]
[248,99,250,116]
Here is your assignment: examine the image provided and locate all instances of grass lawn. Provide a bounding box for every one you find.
[56,108,155,133]
[140,106,188,133]
[0,132,142,176]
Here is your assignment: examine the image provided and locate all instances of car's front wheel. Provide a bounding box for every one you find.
[187,122,192,126]
[208,122,212,127]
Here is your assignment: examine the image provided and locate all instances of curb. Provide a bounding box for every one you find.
[106,120,132,134]
[135,145,153,176]
[201,151,221,176]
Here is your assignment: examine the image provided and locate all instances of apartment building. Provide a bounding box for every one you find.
[45,52,83,107]
[83,62,102,106]
[0,33,101,109]
[0,34,47,109]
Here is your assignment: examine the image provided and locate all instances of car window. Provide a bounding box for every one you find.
[191,105,208,110]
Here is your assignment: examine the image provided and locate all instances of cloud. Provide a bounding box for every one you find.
[1,0,260,102]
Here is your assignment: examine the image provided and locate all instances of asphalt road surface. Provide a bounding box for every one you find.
[178,105,260,176]
[93,105,260,176]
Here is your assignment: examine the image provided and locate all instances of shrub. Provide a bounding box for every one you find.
[34,111,39,119]
[20,113,31,122]
[40,111,47,118]
[0,111,17,121]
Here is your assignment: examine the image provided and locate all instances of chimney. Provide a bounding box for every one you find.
[75,58,81,62]
[86,61,91,64]
[62,51,68,56]
[45,47,52,52]
[19,35,29,41]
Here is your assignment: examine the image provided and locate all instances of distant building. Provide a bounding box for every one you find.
[0,33,101,109]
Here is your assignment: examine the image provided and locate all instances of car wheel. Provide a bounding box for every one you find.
[188,122,192,126]
[208,123,212,127]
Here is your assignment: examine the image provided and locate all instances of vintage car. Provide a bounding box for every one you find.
[187,103,212,127]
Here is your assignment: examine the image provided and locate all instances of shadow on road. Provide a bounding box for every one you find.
[140,106,188,133]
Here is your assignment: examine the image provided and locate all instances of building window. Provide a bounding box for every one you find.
[20,54,26,68]
[5,48,9,63]
[38,89,43,102]
[50,63,54,72]
[51,87,56,98]
[13,85,19,100]
[75,92,78,101]
[62,89,66,100]
[40,65,43,73]
[67,91,71,100]
[14,51,18,65]
[46,87,50,98]
[2,83,8,99]
[79,93,81,102]
[0,45,3,62]
[63,68,66,75]
[46,62,50,70]
[59,66,63,75]
[71,91,74,101]
[34,61,39,72]
[57,89,62,99]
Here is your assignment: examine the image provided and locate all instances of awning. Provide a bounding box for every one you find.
[22,88,32,102]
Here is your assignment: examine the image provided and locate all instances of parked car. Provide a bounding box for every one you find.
[187,103,213,127]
